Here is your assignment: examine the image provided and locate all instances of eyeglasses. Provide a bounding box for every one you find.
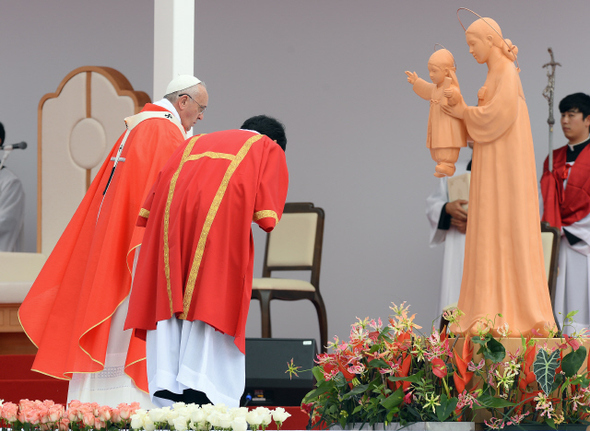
[179,93,207,114]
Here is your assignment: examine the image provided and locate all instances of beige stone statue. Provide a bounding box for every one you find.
[406,49,467,177]
[442,17,556,337]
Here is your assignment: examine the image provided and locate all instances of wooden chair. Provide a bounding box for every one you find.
[251,202,328,353]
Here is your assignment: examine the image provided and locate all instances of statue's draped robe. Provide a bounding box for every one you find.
[454,61,555,336]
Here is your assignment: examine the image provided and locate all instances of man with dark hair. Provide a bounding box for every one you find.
[540,92,590,333]
[125,115,289,407]
[240,114,287,150]
[0,121,25,252]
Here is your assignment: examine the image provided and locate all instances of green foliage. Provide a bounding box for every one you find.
[533,349,561,395]
[562,346,587,378]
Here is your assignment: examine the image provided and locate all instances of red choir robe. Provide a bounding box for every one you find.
[540,143,590,229]
[124,129,289,355]
[18,104,185,392]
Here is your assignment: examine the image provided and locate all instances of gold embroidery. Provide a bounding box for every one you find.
[138,208,150,219]
[164,135,204,315]
[253,210,278,224]
[179,134,263,319]
[186,152,235,162]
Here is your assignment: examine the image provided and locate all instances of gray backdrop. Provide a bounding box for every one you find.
[1,1,588,347]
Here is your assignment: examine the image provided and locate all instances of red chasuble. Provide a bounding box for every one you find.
[125,130,289,354]
[540,144,590,229]
[18,104,185,391]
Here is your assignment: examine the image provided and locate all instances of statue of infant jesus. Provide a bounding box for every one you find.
[406,48,467,177]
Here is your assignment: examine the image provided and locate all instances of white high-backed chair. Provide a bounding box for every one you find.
[0,66,149,354]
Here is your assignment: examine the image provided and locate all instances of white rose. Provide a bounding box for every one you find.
[208,411,222,428]
[142,416,156,431]
[218,413,233,429]
[148,408,167,423]
[190,408,205,423]
[272,408,291,424]
[173,415,189,431]
[130,413,145,430]
[229,407,248,419]
[231,417,248,431]
[246,411,263,428]
[167,410,180,426]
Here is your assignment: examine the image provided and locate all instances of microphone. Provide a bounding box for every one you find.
[1,142,27,150]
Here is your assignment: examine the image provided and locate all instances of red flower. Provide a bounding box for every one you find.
[432,357,447,378]
[453,338,474,394]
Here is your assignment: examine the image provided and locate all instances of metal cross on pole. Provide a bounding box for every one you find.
[542,48,561,172]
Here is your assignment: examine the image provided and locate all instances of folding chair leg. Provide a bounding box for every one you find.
[258,290,272,338]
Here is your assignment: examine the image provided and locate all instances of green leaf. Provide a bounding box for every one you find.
[551,373,564,393]
[343,383,369,399]
[483,337,506,363]
[302,384,333,403]
[474,392,516,409]
[533,348,561,395]
[380,387,404,410]
[387,370,424,384]
[562,346,587,378]
[435,394,458,422]
[471,335,490,345]
[367,358,390,369]
[311,366,325,382]
[566,310,579,319]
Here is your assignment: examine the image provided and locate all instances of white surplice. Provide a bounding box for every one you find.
[426,160,469,316]
[0,167,24,252]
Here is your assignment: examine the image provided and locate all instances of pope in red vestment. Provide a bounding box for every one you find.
[18,103,187,392]
[124,127,288,404]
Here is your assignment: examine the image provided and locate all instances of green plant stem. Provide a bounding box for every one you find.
[442,377,451,399]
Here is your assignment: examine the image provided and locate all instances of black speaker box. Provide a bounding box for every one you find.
[241,338,317,406]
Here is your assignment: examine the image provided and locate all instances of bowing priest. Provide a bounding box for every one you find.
[19,75,209,407]
[125,115,289,407]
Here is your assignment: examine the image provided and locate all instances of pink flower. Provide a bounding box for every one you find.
[97,405,112,422]
[1,402,18,422]
[82,410,95,427]
[95,417,106,430]
[57,417,70,431]
[117,402,139,421]
[111,408,122,423]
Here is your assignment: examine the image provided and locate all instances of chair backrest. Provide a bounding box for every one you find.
[37,66,150,255]
[541,221,560,305]
[262,202,325,288]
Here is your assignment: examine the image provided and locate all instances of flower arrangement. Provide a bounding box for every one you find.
[129,404,291,431]
[298,303,590,430]
[0,399,139,431]
[464,311,590,429]
[299,302,473,428]
[0,400,290,431]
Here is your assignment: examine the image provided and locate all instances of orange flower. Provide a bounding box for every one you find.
[453,337,474,394]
